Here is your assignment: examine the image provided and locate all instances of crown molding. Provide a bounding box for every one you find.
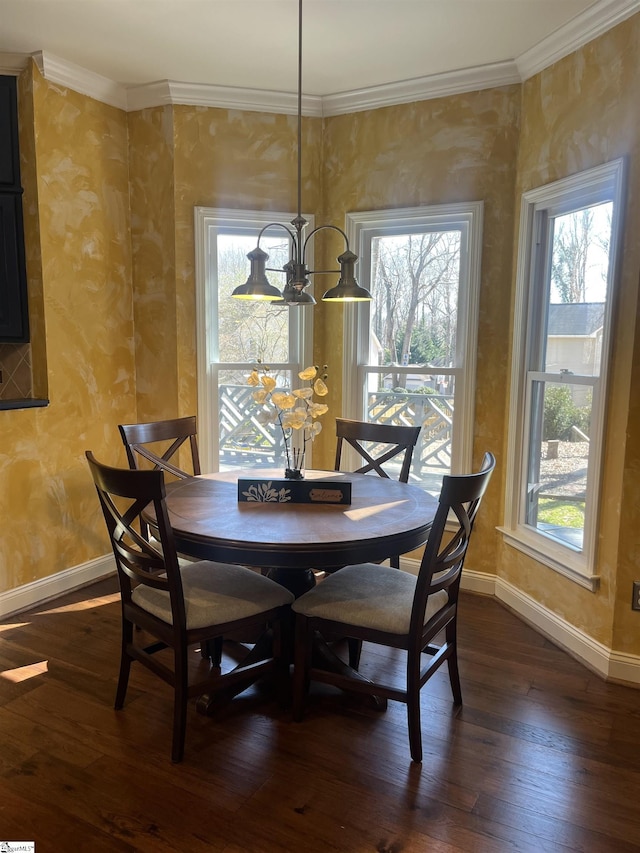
[0,53,30,76]
[32,51,128,110]
[125,79,323,116]
[517,0,640,80]
[322,61,522,116]
[5,0,637,114]
[126,62,521,117]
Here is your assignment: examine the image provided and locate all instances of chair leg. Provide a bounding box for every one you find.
[115,618,134,710]
[171,644,189,763]
[292,616,311,722]
[347,638,363,670]
[201,636,223,666]
[407,651,423,763]
[272,619,291,707]
[446,621,462,705]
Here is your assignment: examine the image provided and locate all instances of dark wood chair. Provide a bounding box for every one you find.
[334,417,421,482]
[86,451,294,763]
[118,415,201,561]
[292,452,495,763]
[118,416,230,665]
[334,417,422,568]
[118,416,201,479]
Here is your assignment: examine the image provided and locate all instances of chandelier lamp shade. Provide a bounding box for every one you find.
[231,0,372,306]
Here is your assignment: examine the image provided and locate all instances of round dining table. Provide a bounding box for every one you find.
[156,468,438,595]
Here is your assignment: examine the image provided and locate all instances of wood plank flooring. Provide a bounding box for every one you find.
[1,576,639,852]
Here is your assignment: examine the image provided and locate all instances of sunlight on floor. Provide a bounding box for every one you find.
[1,659,48,682]
[35,593,119,615]
[0,621,30,633]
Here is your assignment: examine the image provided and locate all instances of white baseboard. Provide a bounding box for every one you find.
[0,554,115,619]
[3,554,640,687]
[401,558,640,687]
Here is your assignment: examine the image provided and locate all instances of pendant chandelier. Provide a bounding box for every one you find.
[231,0,372,306]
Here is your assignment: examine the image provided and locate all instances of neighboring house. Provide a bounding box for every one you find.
[547,303,605,405]
[0,8,638,687]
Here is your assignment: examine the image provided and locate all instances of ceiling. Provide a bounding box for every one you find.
[0,0,632,100]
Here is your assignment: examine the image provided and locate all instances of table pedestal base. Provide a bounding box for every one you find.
[311,633,388,711]
[195,631,277,716]
[264,567,316,597]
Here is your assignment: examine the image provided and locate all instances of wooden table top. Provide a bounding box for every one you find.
[158,469,438,571]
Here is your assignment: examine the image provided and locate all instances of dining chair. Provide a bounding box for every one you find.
[86,451,294,763]
[118,415,202,557]
[292,451,495,763]
[119,415,228,664]
[334,417,422,568]
[118,415,201,479]
[334,417,421,481]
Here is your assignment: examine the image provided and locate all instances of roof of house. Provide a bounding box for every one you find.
[548,303,605,336]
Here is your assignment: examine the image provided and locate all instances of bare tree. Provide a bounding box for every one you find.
[371,231,460,386]
[218,240,288,364]
[551,207,612,304]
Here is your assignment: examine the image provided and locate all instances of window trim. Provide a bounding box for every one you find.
[343,202,483,476]
[194,207,313,473]
[500,159,625,590]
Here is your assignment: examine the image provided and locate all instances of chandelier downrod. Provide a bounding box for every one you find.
[231,0,372,305]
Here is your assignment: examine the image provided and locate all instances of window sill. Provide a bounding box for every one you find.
[497,526,599,592]
[0,398,49,411]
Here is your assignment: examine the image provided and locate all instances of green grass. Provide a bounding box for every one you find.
[537,497,585,529]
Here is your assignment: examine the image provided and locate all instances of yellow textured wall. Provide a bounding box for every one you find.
[0,62,135,593]
[2,16,639,664]
[319,86,522,567]
[499,16,640,651]
[128,106,179,421]
[179,106,322,420]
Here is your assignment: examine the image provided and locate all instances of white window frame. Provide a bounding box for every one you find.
[194,207,313,473]
[343,202,483,477]
[501,159,625,590]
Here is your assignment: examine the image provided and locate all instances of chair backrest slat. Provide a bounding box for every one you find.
[118,416,201,479]
[411,452,495,635]
[334,418,422,483]
[86,451,187,623]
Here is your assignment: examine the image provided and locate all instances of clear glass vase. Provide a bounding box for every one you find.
[284,467,304,480]
[284,447,305,479]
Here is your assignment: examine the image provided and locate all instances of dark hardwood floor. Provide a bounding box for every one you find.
[1,575,639,852]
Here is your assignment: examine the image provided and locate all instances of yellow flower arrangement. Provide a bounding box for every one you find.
[247,363,329,478]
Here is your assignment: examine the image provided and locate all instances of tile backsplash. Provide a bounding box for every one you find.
[0,343,33,399]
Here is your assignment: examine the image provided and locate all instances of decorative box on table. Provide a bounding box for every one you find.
[238,475,351,505]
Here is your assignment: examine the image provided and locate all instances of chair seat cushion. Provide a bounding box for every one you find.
[148,534,198,567]
[132,562,294,630]
[292,563,448,634]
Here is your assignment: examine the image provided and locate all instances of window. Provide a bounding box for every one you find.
[344,203,483,495]
[502,160,625,588]
[194,208,312,473]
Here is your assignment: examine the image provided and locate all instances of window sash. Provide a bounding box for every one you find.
[194,207,313,473]
[343,203,483,482]
[502,159,625,588]
[520,372,600,549]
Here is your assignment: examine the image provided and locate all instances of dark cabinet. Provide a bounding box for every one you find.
[0,75,29,342]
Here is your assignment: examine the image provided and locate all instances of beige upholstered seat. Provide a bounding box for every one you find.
[293,452,495,763]
[132,561,294,629]
[292,563,448,634]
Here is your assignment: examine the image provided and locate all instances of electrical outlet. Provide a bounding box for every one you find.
[633,581,640,611]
